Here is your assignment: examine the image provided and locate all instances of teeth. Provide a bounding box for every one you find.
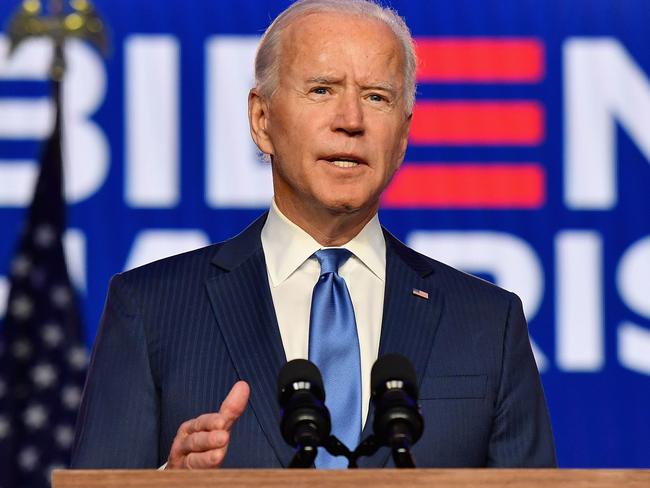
[330,160,359,168]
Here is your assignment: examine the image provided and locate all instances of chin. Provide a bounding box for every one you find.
[318,194,378,215]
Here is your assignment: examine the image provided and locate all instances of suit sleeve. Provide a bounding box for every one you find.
[71,273,160,468]
[487,293,557,467]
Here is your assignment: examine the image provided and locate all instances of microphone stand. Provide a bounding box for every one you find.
[386,421,417,467]
[347,434,381,468]
[289,434,353,468]
[348,432,416,468]
[289,444,318,468]
[289,432,416,468]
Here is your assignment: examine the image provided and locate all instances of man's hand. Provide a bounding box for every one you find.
[166,381,250,469]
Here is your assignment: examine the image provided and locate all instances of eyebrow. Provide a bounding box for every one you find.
[306,76,343,85]
[306,76,398,95]
[361,81,398,95]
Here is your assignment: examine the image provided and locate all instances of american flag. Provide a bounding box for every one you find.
[411,288,429,300]
[0,80,87,488]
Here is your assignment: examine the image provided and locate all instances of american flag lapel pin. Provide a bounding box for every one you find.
[412,288,429,300]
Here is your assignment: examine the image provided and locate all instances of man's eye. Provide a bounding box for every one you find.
[311,87,329,95]
[368,93,387,103]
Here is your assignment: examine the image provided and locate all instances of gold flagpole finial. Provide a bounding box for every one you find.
[6,0,110,80]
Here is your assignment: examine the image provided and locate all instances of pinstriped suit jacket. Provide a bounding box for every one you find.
[71,213,556,468]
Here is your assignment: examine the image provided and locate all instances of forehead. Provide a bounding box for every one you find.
[279,12,405,82]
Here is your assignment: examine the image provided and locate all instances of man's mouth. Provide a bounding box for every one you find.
[329,159,359,168]
[322,155,365,168]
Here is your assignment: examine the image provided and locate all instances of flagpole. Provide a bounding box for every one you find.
[50,0,65,82]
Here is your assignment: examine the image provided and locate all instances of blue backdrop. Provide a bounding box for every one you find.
[1,0,649,468]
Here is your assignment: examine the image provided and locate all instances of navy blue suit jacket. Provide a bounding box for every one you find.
[71,213,556,468]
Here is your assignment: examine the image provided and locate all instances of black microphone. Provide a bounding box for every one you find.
[277,359,331,467]
[370,354,424,467]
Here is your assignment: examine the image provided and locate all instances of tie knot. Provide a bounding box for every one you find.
[314,248,352,275]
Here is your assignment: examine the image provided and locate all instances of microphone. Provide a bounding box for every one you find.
[370,354,424,467]
[277,359,331,467]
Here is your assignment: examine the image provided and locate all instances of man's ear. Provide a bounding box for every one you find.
[248,89,275,156]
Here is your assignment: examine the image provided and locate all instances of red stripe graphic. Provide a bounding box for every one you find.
[410,101,544,145]
[382,163,545,208]
[416,38,544,83]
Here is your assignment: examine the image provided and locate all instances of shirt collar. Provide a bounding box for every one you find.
[261,199,386,287]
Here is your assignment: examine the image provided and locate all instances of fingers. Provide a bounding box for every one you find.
[177,429,229,456]
[166,381,250,470]
[177,382,250,436]
[218,380,250,431]
[179,412,227,436]
[184,447,228,469]
[168,419,231,469]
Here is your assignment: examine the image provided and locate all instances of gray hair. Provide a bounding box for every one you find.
[254,0,417,113]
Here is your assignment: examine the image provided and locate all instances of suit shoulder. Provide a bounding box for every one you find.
[108,214,267,298]
[385,229,517,304]
[114,241,225,289]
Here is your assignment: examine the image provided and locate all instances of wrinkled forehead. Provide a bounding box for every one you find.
[278,12,406,84]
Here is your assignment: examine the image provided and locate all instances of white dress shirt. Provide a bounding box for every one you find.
[261,200,386,427]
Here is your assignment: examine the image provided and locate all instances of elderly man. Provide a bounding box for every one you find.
[72,0,556,469]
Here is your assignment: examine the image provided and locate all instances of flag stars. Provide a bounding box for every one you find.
[54,424,74,448]
[42,323,64,348]
[61,385,82,410]
[11,254,32,279]
[18,446,40,472]
[67,346,88,370]
[31,363,58,389]
[10,294,34,320]
[34,224,57,248]
[51,285,72,308]
[12,339,33,361]
[23,404,48,429]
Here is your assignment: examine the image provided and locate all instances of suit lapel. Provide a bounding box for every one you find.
[358,229,444,468]
[205,215,294,467]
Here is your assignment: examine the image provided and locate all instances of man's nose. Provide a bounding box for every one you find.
[331,91,364,135]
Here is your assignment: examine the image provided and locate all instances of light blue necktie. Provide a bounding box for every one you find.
[308,249,362,469]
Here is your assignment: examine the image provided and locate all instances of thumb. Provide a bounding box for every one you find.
[219,380,250,431]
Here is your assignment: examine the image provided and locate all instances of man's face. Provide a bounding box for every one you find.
[253,12,411,218]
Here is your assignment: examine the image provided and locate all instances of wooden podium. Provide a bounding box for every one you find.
[52,469,650,488]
